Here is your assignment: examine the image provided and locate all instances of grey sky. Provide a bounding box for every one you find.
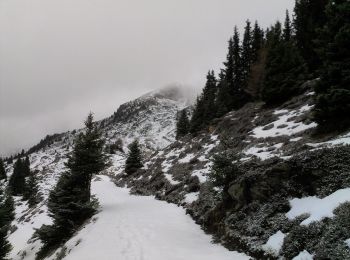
[0,0,294,156]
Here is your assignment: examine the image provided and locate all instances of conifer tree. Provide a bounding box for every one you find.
[190,70,217,133]
[125,140,143,175]
[314,0,350,131]
[262,21,307,105]
[176,109,190,139]
[23,171,41,207]
[37,113,106,258]
[23,156,31,177]
[0,187,14,260]
[283,10,292,41]
[242,20,253,83]
[0,158,6,181]
[215,71,231,117]
[231,27,251,108]
[8,158,25,195]
[251,21,264,62]
[294,0,328,71]
[231,27,243,91]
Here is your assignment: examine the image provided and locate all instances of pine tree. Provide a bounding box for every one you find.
[8,158,25,196]
[262,21,307,105]
[215,71,231,117]
[231,26,251,109]
[251,21,264,62]
[23,171,41,207]
[223,27,243,108]
[125,140,143,175]
[242,20,253,84]
[283,10,292,41]
[0,158,6,181]
[190,70,217,133]
[36,113,106,258]
[294,0,328,71]
[0,187,14,260]
[23,156,31,177]
[176,109,190,139]
[66,113,106,202]
[231,27,243,91]
[314,0,350,131]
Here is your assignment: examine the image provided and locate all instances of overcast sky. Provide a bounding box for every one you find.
[0,0,294,156]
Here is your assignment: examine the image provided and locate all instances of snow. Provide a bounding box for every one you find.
[273,109,289,115]
[183,192,199,204]
[164,173,180,185]
[307,131,350,148]
[290,137,303,142]
[286,188,350,225]
[178,153,195,164]
[292,250,314,260]
[191,161,212,183]
[49,175,249,260]
[251,106,317,138]
[262,230,286,256]
[345,239,350,249]
[210,135,219,141]
[162,159,174,173]
[244,143,284,160]
[8,200,52,260]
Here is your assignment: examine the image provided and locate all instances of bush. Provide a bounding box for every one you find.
[209,153,241,196]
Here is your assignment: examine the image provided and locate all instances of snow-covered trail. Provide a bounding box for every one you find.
[58,175,250,260]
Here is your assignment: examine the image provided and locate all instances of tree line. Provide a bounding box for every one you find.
[177,0,350,138]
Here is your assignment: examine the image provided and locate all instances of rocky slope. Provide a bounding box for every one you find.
[115,80,350,259]
[3,81,350,259]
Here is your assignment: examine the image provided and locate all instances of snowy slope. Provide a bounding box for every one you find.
[47,175,249,260]
[4,83,350,259]
[4,86,190,259]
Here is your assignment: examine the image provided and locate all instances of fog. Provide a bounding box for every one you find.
[0,0,294,156]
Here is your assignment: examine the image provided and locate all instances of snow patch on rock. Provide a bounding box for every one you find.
[286,188,350,225]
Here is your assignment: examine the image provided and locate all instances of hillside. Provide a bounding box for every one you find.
[2,80,350,259]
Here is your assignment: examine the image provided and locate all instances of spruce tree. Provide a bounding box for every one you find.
[215,71,231,117]
[222,27,243,110]
[231,27,250,109]
[0,158,6,181]
[176,109,190,139]
[37,113,106,258]
[23,156,31,177]
[189,96,205,134]
[23,171,41,207]
[283,10,292,41]
[0,187,14,260]
[242,20,253,84]
[262,21,307,105]
[125,140,143,175]
[294,0,328,71]
[251,21,264,62]
[190,70,218,134]
[314,0,350,131]
[231,27,243,91]
[8,158,25,196]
